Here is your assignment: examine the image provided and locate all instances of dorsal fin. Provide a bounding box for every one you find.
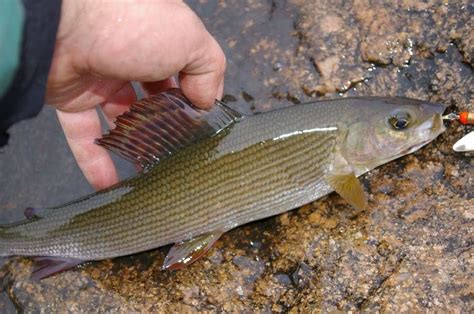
[96,89,241,168]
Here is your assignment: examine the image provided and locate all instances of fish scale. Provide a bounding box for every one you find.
[1,109,338,259]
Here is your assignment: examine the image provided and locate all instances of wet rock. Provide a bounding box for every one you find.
[290,262,313,289]
[0,0,472,312]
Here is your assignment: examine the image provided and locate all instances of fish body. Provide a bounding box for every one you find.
[0,90,446,277]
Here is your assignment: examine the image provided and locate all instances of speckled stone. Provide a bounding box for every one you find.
[0,0,472,312]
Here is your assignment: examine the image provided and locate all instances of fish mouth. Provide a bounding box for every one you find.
[431,112,446,134]
[419,112,446,136]
[418,101,448,135]
[400,113,445,156]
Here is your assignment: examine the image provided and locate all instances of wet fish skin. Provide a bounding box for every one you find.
[0,93,446,269]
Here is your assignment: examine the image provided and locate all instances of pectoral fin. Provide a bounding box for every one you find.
[326,171,367,210]
[162,231,223,271]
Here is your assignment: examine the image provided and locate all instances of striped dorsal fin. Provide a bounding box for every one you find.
[96,88,241,168]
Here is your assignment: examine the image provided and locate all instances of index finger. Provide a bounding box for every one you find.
[57,108,118,190]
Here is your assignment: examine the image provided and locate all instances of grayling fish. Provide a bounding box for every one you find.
[0,89,446,279]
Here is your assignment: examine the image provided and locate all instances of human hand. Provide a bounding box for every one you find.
[46,0,226,190]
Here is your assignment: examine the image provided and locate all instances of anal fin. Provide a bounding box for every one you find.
[162,231,223,270]
[31,257,85,281]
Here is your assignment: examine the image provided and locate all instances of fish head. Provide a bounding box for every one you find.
[341,97,447,174]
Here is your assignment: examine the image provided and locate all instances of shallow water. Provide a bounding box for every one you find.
[0,0,472,311]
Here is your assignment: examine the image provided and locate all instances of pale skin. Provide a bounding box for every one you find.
[46,0,226,190]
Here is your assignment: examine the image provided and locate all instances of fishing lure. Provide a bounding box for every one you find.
[443,111,474,125]
[443,111,474,152]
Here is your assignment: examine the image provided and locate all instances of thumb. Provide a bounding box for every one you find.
[179,36,226,109]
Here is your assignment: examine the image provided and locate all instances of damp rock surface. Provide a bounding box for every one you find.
[0,0,473,312]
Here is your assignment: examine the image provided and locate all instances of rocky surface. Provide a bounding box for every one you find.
[0,0,473,312]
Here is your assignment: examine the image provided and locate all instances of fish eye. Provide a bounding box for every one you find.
[388,111,411,130]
